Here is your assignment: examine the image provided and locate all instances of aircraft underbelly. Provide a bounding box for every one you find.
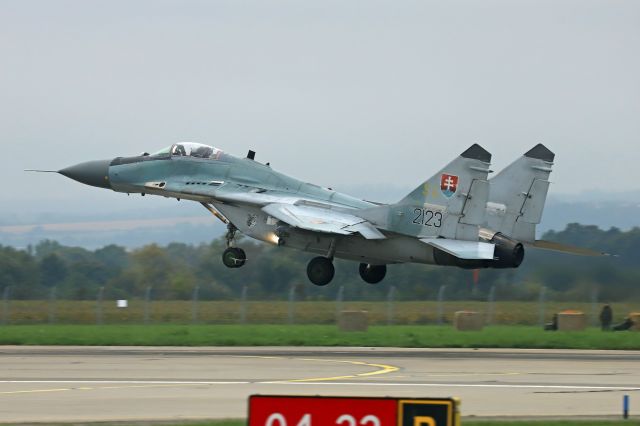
[215,203,435,265]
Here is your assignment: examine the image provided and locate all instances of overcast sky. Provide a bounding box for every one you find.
[2,0,639,219]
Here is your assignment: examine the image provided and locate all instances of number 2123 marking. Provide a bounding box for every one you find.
[413,208,442,227]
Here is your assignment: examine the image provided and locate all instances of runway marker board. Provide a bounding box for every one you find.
[248,395,459,426]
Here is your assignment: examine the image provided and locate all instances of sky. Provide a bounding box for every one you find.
[2,0,639,223]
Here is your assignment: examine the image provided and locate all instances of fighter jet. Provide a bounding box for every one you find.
[34,142,592,286]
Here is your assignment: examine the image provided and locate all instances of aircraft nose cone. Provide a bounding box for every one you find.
[59,159,112,189]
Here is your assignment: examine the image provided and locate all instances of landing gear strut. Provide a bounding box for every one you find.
[222,223,246,268]
[307,256,335,286]
[359,263,387,284]
[225,223,237,248]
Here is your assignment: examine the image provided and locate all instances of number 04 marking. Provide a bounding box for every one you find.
[265,413,311,426]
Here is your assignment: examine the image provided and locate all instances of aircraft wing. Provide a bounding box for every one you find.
[262,203,386,240]
[421,238,495,260]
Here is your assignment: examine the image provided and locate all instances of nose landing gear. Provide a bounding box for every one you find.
[222,223,246,268]
[222,247,246,268]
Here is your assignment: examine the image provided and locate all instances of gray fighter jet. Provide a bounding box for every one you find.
[36,142,589,285]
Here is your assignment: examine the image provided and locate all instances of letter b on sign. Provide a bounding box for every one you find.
[399,400,455,426]
[413,417,435,426]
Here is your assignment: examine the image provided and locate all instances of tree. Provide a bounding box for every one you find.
[39,253,68,288]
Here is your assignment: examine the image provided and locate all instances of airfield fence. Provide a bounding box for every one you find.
[0,284,636,326]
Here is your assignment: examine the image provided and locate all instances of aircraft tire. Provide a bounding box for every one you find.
[222,247,246,268]
[306,256,335,286]
[359,263,387,284]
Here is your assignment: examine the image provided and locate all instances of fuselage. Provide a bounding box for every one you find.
[97,148,440,265]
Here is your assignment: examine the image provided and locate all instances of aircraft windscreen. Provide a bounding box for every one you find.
[171,142,221,159]
[150,146,172,156]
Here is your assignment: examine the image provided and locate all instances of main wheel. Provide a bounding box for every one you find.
[222,247,246,268]
[306,256,335,286]
[359,263,387,284]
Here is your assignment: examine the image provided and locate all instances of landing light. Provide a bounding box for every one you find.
[267,232,280,245]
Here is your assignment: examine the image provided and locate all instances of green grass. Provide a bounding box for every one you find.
[1,324,640,349]
[4,300,638,326]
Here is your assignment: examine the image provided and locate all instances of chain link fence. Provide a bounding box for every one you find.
[0,282,635,327]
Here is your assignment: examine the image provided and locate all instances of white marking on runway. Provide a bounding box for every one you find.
[266,381,640,391]
[1,380,640,392]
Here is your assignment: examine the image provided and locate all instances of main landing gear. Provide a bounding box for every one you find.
[307,256,335,286]
[306,239,337,286]
[358,263,387,284]
[222,224,246,268]
[306,259,388,286]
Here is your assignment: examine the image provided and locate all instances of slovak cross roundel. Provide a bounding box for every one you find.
[440,174,459,198]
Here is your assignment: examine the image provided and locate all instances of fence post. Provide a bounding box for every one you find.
[591,285,599,327]
[144,286,152,325]
[288,286,296,325]
[538,286,547,327]
[386,286,396,325]
[335,285,344,321]
[2,286,10,325]
[239,285,248,324]
[96,286,104,325]
[192,285,200,324]
[486,285,496,325]
[48,286,57,325]
[437,285,446,325]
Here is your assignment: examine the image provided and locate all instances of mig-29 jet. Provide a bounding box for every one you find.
[34,142,588,286]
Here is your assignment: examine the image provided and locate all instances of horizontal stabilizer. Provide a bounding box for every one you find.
[421,238,495,260]
[529,240,610,257]
[262,203,386,240]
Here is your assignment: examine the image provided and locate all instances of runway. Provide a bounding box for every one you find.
[0,346,639,423]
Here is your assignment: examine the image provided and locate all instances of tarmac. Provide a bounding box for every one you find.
[0,346,638,423]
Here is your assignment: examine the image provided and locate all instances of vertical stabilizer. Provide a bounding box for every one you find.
[486,144,554,242]
[370,144,492,241]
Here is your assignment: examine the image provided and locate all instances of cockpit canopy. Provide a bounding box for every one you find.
[151,142,222,159]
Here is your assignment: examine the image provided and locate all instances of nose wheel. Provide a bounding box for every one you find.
[222,247,246,268]
[359,263,387,284]
[306,256,335,286]
[221,223,246,268]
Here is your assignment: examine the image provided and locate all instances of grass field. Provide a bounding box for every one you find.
[1,324,639,349]
[3,300,639,326]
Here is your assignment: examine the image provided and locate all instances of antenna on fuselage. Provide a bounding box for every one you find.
[247,150,256,160]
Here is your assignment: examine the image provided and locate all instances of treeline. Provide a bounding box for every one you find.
[0,223,638,302]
